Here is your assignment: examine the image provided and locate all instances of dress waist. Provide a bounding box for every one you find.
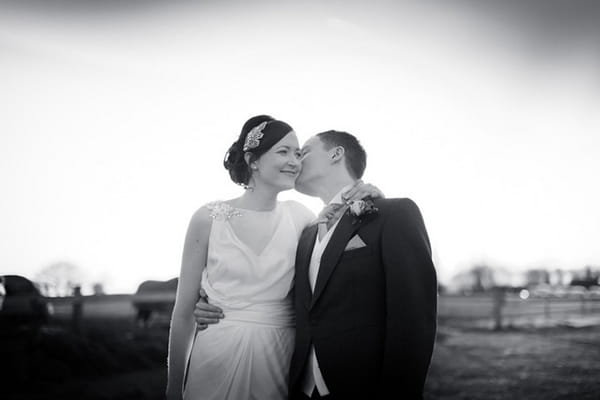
[216,305,295,327]
[202,274,295,328]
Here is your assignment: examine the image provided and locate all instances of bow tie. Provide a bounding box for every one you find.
[316,203,347,240]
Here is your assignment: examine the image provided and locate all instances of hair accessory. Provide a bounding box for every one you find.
[243,121,268,151]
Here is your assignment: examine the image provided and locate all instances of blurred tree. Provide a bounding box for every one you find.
[35,261,84,297]
[92,282,105,295]
[437,282,447,294]
[471,264,495,292]
[448,264,500,294]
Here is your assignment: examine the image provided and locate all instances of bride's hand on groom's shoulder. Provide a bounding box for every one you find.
[342,180,385,203]
[193,288,224,330]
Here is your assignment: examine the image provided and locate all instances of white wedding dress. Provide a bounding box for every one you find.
[183,200,313,400]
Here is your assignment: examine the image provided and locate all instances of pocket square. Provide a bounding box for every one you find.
[344,234,367,250]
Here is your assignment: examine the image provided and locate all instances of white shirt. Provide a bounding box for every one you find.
[302,185,353,397]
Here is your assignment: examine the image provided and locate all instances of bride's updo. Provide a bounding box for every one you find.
[224,115,294,186]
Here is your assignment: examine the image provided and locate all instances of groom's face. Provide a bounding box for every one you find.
[295,135,331,195]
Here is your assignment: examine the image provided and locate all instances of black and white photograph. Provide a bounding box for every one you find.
[1,1,599,399]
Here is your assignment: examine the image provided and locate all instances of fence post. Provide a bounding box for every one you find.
[72,286,83,334]
[492,287,506,330]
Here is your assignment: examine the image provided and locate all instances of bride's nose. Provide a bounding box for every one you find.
[288,155,301,169]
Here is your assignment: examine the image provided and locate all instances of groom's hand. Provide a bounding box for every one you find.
[193,288,224,330]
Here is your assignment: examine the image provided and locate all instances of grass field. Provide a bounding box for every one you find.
[426,325,600,399]
[3,294,599,399]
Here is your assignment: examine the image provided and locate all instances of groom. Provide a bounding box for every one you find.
[289,131,436,399]
[196,130,437,399]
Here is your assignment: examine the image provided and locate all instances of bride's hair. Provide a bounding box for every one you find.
[224,115,294,186]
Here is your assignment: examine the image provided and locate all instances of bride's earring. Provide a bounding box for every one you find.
[245,166,257,191]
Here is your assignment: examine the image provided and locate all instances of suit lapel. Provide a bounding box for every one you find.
[310,212,361,309]
[297,224,318,310]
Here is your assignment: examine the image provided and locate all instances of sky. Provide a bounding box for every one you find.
[1,0,599,293]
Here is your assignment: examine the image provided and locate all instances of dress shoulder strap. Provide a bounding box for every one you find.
[205,201,242,221]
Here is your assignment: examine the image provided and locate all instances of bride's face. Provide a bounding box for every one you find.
[250,132,302,191]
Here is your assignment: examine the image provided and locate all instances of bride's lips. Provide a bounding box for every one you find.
[281,170,299,177]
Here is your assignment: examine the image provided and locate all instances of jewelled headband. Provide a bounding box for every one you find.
[243,121,268,152]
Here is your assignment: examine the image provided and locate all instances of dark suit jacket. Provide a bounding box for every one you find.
[289,198,437,399]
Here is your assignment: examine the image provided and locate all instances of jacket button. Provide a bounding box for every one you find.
[310,319,317,326]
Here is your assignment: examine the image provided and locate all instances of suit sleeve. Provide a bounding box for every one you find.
[380,198,437,398]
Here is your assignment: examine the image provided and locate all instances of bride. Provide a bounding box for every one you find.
[166,115,378,400]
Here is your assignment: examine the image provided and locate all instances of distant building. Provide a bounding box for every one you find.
[525,269,550,286]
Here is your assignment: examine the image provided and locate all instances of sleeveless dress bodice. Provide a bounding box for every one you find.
[183,200,313,400]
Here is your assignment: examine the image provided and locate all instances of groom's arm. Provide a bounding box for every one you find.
[379,198,437,398]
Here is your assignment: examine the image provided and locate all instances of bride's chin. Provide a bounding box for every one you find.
[270,179,296,192]
[281,182,296,191]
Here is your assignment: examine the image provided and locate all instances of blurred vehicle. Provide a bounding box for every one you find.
[567,285,587,297]
[528,284,599,299]
[529,284,554,298]
[132,278,177,327]
[0,275,53,329]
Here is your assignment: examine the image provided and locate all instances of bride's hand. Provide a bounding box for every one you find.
[342,180,385,203]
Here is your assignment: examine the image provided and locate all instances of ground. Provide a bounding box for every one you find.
[425,325,600,400]
[2,294,599,399]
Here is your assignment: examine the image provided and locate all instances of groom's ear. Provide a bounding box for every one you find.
[330,146,345,163]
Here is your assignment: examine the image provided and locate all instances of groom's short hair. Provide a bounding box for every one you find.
[317,130,366,179]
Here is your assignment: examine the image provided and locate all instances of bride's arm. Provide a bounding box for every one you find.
[166,207,212,400]
[342,180,385,202]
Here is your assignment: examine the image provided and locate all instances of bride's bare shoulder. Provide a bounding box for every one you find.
[186,206,212,231]
[200,200,243,221]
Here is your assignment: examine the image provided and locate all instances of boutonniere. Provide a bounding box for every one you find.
[347,198,378,224]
